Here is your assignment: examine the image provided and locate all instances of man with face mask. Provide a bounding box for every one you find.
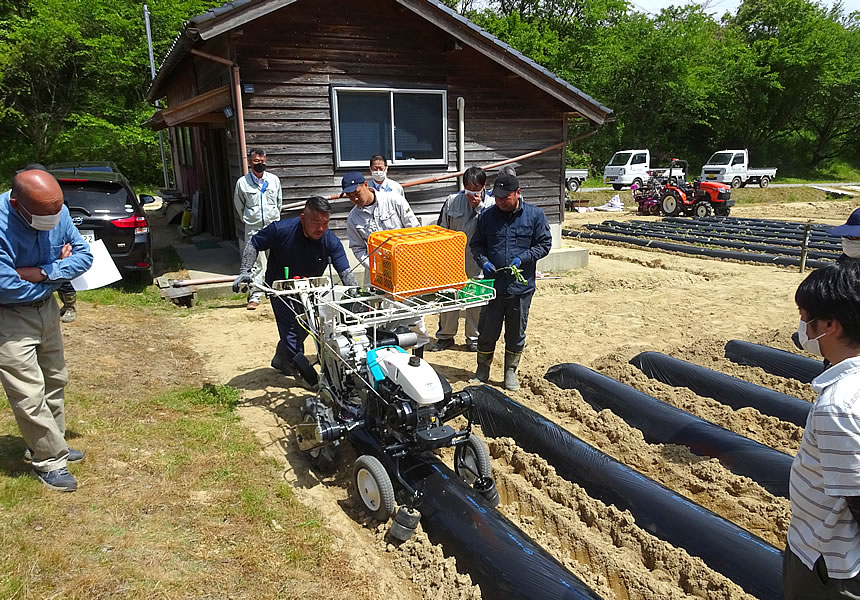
[232,197,357,385]
[429,166,494,353]
[785,261,860,599]
[233,149,282,309]
[368,154,404,199]
[830,207,860,263]
[0,169,93,491]
[470,171,552,391]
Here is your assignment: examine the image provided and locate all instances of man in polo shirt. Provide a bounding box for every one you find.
[470,171,552,391]
[233,149,282,310]
[786,260,860,598]
[232,197,356,384]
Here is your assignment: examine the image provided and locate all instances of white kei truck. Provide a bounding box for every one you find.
[602,149,687,190]
[700,149,777,188]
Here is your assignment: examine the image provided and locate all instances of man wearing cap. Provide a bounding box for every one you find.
[233,149,282,309]
[470,171,552,391]
[232,197,357,385]
[429,166,494,353]
[831,207,860,263]
[0,169,93,491]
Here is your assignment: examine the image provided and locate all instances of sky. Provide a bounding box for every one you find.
[629,0,859,15]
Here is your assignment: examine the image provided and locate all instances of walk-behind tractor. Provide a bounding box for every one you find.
[658,159,734,217]
[260,274,500,542]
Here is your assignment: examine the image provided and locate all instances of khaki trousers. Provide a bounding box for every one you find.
[0,297,69,472]
[436,306,481,343]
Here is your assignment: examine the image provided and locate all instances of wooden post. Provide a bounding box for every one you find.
[799,223,812,272]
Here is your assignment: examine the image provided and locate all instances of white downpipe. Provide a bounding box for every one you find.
[457,97,465,189]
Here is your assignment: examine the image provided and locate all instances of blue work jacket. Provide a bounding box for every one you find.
[470,200,552,297]
[251,217,349,284]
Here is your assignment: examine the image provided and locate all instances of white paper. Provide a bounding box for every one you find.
[70,239,122,291]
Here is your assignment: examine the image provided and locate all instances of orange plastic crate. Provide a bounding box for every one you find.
[368,225,468,297]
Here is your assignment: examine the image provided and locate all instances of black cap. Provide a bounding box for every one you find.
[492,172,519,197]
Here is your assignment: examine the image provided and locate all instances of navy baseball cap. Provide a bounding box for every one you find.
[830,207,860,237]
[341,171,366,194]
[492,172,519,197]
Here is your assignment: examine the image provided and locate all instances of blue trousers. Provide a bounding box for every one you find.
[271,297,307,364]
[476,291,534,355]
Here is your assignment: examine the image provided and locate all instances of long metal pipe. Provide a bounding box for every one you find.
[544,363,792,498]
[457,96,465,190]
[630,351,812,426]
[467,385,784,600]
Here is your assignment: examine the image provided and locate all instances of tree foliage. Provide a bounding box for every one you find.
[0,0,857,186]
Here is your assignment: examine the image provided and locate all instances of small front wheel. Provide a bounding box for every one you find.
[759,176,770,188]
[612,184,623,191]
[353,455,395,521]
[454,435,492,485]
[692,201,714,219]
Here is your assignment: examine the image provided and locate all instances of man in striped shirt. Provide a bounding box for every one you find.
[786,261,860,598]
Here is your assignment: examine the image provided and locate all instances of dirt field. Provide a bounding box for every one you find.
[179,199,855,599]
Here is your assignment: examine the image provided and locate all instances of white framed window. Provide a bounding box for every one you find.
[331,87,448,169]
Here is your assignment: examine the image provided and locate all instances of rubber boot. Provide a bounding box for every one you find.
[504,351,522,392]
[58,289,77,323]
[471,350,493,383]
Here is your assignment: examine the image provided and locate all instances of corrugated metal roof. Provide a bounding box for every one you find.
[147,0,612,121]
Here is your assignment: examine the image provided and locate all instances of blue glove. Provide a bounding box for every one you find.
[482,261,496,277]
[232,273,252,293]
[510,257,522,269]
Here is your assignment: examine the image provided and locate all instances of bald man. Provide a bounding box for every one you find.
[0,169,93,492]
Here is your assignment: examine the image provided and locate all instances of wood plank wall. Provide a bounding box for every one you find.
[208,0,574,236]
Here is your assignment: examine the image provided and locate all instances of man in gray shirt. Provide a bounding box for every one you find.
[429,166,494,352]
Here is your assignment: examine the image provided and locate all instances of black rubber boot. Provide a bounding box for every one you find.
[471,350,493,383]
[504,351,522,392]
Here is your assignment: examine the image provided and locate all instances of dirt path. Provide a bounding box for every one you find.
[179,200,848,598]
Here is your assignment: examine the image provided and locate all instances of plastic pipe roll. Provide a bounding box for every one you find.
[630,351,811,426]
[348,430,602,600]
[467,385,783,600]
[725,340,824,384]
[544,363,792,498]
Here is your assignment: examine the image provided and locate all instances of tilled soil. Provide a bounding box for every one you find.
[178,200,838,598]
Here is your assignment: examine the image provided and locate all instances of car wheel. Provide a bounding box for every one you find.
[632,178,643,188]
[612,184,623,191]
[731,177,742,189]
[353,455,395,521]
[565,178,580,192]
[759,176,770,188]
[660,191,682,216]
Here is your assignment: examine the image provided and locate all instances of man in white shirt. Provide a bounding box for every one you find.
[233,149,282,309]
[429,166,494,353]
[786,261,860,598]
[368,155,404,199]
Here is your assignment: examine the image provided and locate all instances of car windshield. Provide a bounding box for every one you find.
[59,181,132,214]
[707,152,733,165]
[608,152,632,166]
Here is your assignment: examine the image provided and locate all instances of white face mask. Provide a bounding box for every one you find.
[842,238,860,259]
[371,170,387,183]
[797,319,827,356]
[18,203,61,231]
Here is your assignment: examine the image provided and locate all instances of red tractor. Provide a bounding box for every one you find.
[659,159,734,217]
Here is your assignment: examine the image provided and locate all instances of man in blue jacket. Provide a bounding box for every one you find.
[0,169,93,491]
[233,197,357,385]
[470,172,552,391]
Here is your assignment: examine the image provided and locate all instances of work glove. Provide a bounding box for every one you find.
[232,272,252,293]
[482,261,496,277]
[510,257,522,269]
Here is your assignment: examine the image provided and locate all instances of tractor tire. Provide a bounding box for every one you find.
[300,398,338,474]
[731,177,742,189]
[660,191,682,217]
[454,435,492,486]
[759,176,770,188]
[715,206,731,217]
[353,455,396,522]
[692,201,714,218]
[565,178,580,192]
[612,184,623,191]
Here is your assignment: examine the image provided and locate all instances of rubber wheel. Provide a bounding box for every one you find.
[565,178,580,192]
[394,506,421,529]
[759,176,770,188]
[300,399,337,473]
[692,201,714,218]
[731,177,742,189]
[660,192,682,217]
[632,178,643,188]
[454,435,492,485]
[612,184,623,191]
[353,455,395,521]
[388,519,416,542]
[715,206,731,217]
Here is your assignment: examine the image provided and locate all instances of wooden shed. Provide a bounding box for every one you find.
[145,0,612,243]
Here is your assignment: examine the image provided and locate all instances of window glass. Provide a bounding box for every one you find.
[59,182,131,213]
[631,153,646,165]
[336,91,392,163]
[393,93,443,161]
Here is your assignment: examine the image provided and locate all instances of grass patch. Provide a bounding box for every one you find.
[0,304,372,600]
[77,283,164,308]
